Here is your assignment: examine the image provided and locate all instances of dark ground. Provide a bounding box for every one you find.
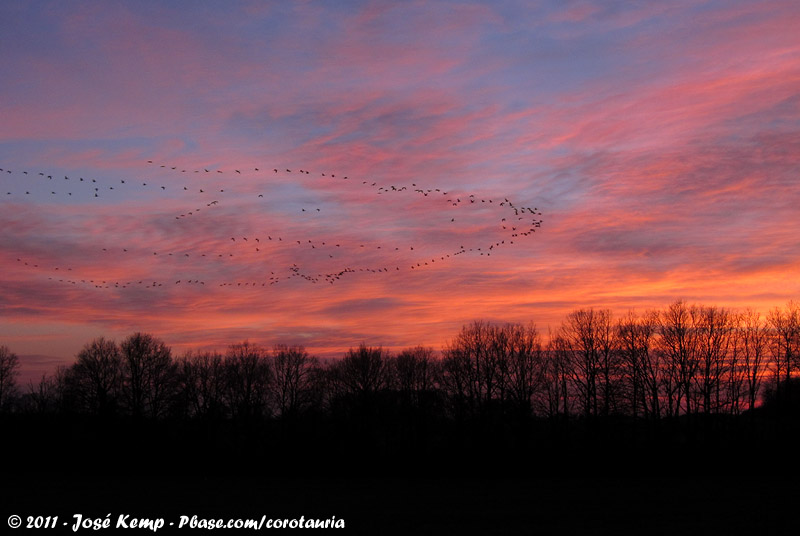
[4,411,800,534]
[4,472,799,534]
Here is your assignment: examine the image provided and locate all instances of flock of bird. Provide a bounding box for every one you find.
[2,161,542,290]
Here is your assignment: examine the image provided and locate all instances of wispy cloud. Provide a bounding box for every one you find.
[1,0,799,367]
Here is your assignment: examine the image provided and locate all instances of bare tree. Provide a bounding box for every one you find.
[636,311,663,420]
[0,345,20,411]
[616,311,659,419]
[540,333,571,419]
[441,321,511,415]
[26,372,63,414]
[331,344,389,399]
[693,306,734,414]
[68,337,123,415]
[179,351,228,418]
[768,301,800,390]
[392,346,438,407]
[502,323,544,417]
[658,301,700,416]
[271,344,319,417]
[738,310,769,411]
[120,332,177,419]
[440,340,474,418]
[224,341,272,419]
[560,308,617,418]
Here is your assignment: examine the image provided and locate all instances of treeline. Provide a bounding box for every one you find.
[1,300,798,420]
[2,299,800,477]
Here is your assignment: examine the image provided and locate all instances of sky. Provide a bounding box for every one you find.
[2,0,799,383]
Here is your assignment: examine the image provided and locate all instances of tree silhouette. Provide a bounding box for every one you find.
[694,306,734,414]
[0,345,19,412]
[541,332,571,419]
[4,297,800,489]
[738,309,769,411]
[559,309,618,418]
[224,341,271,420]
[331,343,389,400]
[391,346,438,405]
[658,300,700,416]
[67,337,123,415]
[25,371,63,415]
[616,310,658,419]
[270,344,320,418]
[178,351,228,419]
[768,301,800,395]
[120,332,177,419]
[440,337,475,419]
[500,323,543,417]
[441,321,505,416]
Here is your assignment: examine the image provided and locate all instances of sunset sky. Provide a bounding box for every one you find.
[2,1,799,383]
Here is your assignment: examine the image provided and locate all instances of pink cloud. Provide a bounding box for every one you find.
[2,1,799,375]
